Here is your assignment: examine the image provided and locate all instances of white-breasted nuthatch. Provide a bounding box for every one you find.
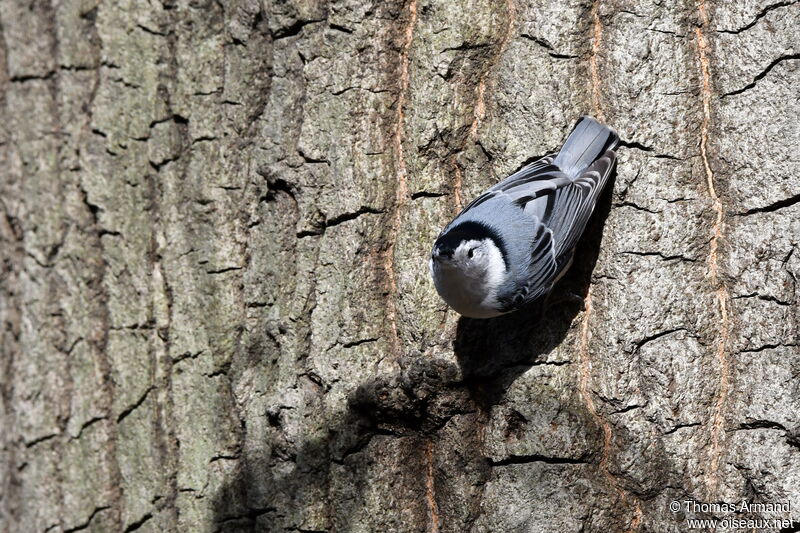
[430,116,618,318]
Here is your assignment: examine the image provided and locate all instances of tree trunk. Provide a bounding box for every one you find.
[1,0,798,531]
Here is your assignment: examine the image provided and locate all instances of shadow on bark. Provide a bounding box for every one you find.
[209,361,489,532]
[210,379,466,532]
[210,409,382,532]
[454,171,617,409]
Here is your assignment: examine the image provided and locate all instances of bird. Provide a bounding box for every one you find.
[429,116,618,319]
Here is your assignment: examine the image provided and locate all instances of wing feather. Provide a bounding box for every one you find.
[457,154,562,216]
[547,151,615,257]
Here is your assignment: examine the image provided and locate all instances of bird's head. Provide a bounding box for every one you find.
[429,221,508,318]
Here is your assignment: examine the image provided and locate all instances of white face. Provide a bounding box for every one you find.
[432,239,495,274]
[429,237,508,318]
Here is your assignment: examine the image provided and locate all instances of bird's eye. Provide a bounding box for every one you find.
[467,248,475,258]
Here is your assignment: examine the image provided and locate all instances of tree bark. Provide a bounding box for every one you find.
[1,0,798,531]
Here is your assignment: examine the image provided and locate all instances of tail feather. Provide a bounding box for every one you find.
[554,116,619,178]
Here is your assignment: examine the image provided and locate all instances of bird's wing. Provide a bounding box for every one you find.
[456,154,564,216]
[496,220,560,312]
[493,150,616,311]
[537,149,615,257]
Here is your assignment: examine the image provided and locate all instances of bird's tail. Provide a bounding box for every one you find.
[554,116,619,178]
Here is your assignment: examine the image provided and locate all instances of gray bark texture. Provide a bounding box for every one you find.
[1,0,799,531]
